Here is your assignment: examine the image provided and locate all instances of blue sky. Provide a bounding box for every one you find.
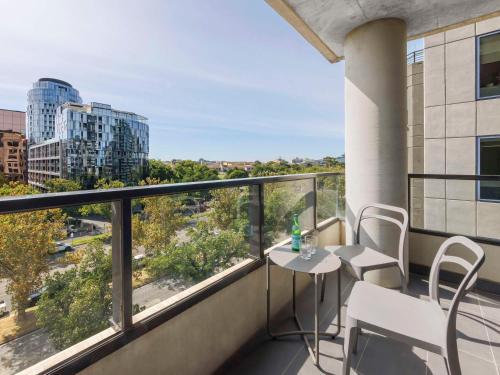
[0,0,423,162]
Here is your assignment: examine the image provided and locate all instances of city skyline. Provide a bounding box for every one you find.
[0,1,422,162]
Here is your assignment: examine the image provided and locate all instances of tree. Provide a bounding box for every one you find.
[79,179,125,219]
[148,159,175,182]
[226,168,249,179]
[132,195,187,254]
[36,241,112,350]
[0,182,65,317]
[146,221,248,282]
[323,156,338,168]
[0,172,7,186]
[172,160,219,183]
[207,188,248,233]
[45,178,81,193]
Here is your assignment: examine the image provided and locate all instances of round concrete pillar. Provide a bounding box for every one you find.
[344,18,408,287]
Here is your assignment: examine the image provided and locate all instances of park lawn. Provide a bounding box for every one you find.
[71,232,111,247]
[0,307,38,345]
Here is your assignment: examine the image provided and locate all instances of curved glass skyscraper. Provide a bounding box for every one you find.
[27,78,82,144]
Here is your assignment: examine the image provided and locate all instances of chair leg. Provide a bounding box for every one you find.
[343,317,358,375]
[352,327,360,354]
[399,269,408,294]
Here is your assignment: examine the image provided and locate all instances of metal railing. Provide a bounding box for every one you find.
[407,49,423,64]
[408,173,500,246]
[0,171,343,374]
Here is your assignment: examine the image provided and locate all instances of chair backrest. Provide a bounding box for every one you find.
[428,236,485,368]
[353,203,409,276]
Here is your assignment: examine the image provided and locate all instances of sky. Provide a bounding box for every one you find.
[0,0,423,162]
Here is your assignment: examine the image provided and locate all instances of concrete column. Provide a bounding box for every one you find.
[344,18,408,287]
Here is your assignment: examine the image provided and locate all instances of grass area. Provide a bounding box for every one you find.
[0,307,38,345]
[71,232,112,246]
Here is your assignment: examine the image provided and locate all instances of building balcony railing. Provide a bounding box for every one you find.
[407,49,423,64]
[0,172,344,375]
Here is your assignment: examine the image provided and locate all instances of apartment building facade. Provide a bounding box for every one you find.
[0,109,27,182]
[28,102,149,188]
[0,131,27,182]
[27,78,82,144]
[0,108,26,134]
[410,16,500,240]
[27,139,62,188]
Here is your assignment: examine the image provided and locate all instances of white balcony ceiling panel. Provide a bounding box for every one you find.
[267,0,500,61]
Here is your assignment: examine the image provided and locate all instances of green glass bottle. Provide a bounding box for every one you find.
[291,214,301,252]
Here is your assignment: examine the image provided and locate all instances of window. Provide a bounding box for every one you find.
[478,137,500,200]
[478,31,500,99]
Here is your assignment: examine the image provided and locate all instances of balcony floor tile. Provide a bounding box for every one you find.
[219,272,500,375]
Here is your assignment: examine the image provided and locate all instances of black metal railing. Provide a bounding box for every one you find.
[408,174,500,246]
[407,49,423,64]
[0,171,344,374]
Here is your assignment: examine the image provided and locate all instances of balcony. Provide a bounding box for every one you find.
[0,172,499,375]
[0,172,345,375]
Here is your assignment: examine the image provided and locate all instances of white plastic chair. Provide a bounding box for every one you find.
[342,236,485,375]
[325,203,409,297]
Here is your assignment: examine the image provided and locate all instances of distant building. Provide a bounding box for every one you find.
[0,131,27,182]
[0,109,26,134]
[27,78,82,144]
[28,102,149,188]
[28,139,62,188]
[0,109,28,182]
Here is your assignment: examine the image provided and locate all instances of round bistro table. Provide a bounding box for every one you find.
[266,245,342,367]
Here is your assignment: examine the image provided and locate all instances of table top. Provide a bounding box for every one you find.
[269,245,341,274]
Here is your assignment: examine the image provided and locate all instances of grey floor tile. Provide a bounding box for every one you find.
[284,329,367,375]
[455,309,495,362]
[355,333,427,375]
[220,274,500,375]
[427,350,498,375]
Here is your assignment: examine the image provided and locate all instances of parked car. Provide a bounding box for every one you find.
[27,287,46,307]
[0,300,7,317]
[133,253,146,269]
[49,242,73,254]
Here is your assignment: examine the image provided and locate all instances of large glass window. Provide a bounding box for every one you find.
[478,137,500,200]
[478,32,500,99]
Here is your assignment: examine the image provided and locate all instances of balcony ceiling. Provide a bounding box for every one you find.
[266,0,500,62]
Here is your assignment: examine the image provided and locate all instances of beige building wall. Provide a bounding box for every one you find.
[410,16,500,284]
[407,62,424,228]
[422,16,500,240]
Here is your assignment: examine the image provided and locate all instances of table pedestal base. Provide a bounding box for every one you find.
[266,257,341,367]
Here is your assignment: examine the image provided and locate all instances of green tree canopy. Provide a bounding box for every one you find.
[0,182,65,316]
[226,168,249,179]
[79,179,126,219]
[36,241,112,350]
[45,178,82,193]
[146,221,248,282]
[132,195,187,254]
[172,160,219,183]
[148,159,175,182]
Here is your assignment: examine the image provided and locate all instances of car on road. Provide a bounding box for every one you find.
[133,253,147,269]
[49,242,73,254]
[27,287,47,307]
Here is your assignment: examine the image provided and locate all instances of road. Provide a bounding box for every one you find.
[133,276,192,309]
[0,329,56,375]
